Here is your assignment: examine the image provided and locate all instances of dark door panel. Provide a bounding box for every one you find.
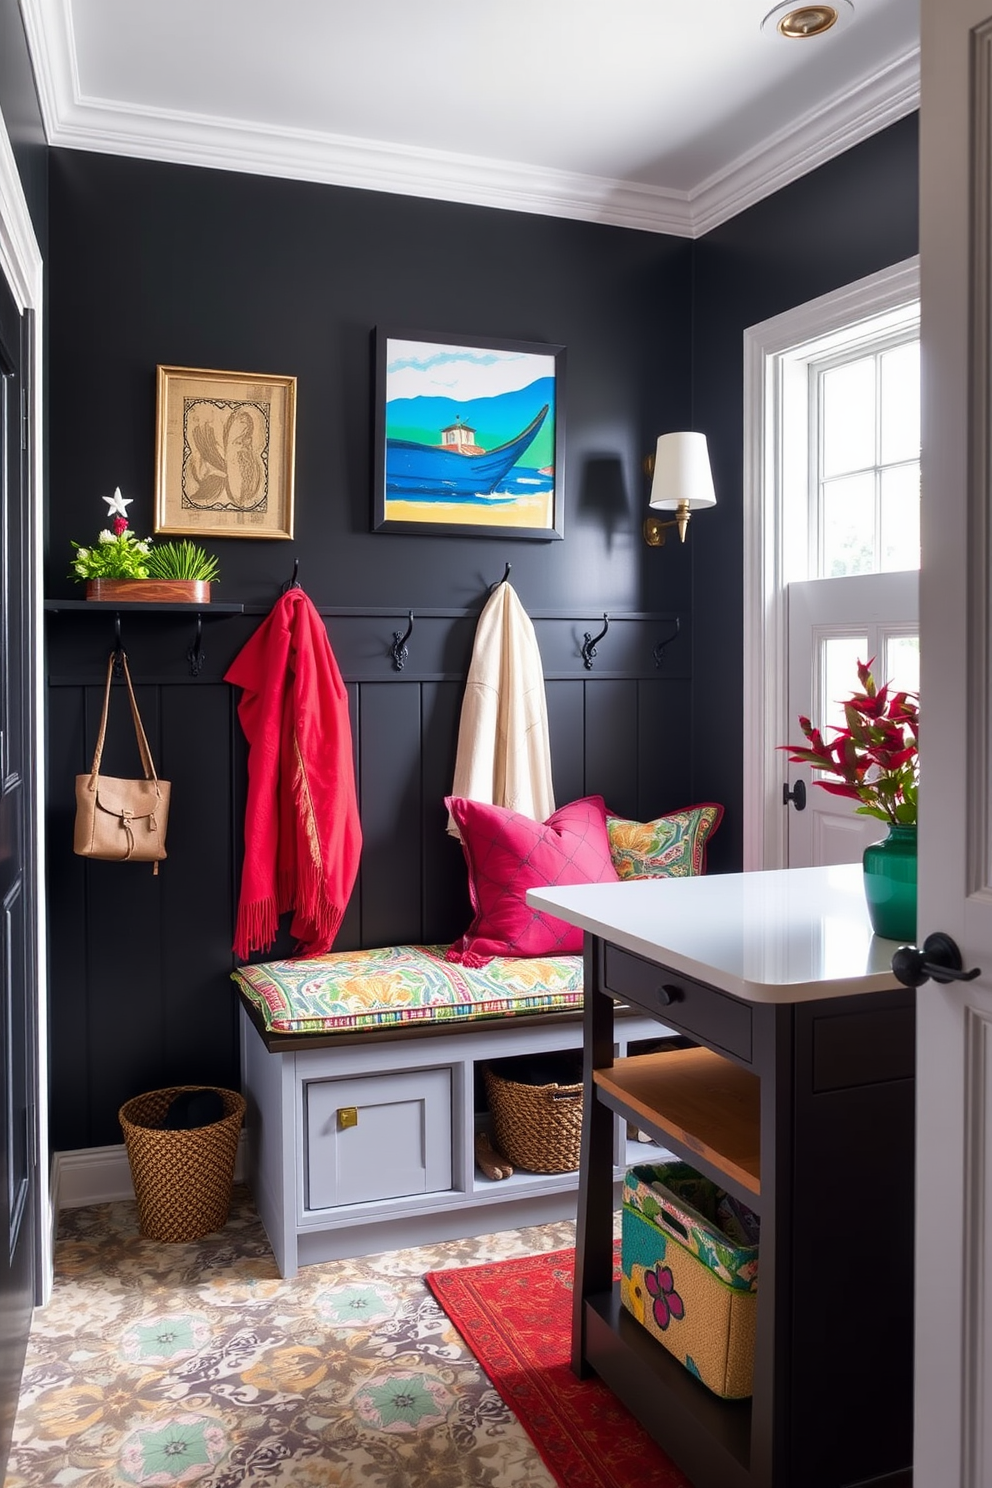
[0,272,36,1476]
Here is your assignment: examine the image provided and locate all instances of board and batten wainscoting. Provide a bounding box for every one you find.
[45,602,690,1203]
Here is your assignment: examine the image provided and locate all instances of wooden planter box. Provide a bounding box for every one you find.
[85,578,211,604]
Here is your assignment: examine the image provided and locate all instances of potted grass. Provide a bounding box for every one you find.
[71,490,220,603]
[142,539,220,604]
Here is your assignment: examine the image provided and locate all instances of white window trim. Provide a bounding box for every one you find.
[742,256,920,871]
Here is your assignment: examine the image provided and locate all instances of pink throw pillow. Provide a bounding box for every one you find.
[446,795,619,964]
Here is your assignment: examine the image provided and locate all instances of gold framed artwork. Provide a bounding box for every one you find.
[154,365,297,539]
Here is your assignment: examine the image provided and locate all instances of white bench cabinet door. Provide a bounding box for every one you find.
[305,1067,452,1210]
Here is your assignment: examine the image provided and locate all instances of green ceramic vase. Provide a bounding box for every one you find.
[862,824,917,942]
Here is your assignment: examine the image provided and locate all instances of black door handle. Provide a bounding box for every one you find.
[783,780,807,811]
[891,932,982,988]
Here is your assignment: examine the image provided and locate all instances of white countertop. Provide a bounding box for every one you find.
[527,863,904,1004]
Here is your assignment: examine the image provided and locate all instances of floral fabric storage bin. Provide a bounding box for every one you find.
[620,1161,760,1400]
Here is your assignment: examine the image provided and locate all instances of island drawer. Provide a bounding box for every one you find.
[603,944,753,1063]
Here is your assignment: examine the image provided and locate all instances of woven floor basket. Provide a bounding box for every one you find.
[483,1061,583,1173]
[119,1085,245,1243]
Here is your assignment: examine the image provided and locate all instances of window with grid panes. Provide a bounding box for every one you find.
[812,331,920,578]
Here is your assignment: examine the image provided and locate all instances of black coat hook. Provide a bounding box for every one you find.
[187,614,206,677]
[391,611,414,671]
[282,558,301,593]
[653,617,681,668]
[489,562,512,594]
[581,614,609,670]
[112,614,125,678]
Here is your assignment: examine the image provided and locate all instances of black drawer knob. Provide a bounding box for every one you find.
[657,984,683,1006]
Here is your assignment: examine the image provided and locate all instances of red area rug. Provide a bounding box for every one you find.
[425,1246,691,1488]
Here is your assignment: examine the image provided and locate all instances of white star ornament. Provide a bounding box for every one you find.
[102,487,132,519]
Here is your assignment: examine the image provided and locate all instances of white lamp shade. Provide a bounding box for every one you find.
[648,432,717,512]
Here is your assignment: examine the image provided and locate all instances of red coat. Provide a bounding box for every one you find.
[225,589,362,959]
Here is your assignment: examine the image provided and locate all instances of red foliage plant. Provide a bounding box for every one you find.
[781,658,919,826]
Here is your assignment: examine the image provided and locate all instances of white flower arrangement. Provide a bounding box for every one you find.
[70,490,154,580]
[69,488,219,585]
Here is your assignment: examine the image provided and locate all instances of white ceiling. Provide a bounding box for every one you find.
[19,0,920,237]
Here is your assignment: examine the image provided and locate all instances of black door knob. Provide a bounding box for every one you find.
[891,932,982,988]
[783,780,807,811]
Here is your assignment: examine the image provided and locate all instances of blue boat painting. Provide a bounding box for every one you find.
[387,404,549,499]
[374,332,564,537]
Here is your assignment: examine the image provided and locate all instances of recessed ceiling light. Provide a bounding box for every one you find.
[761,0,855,39]
[780,7,837,36]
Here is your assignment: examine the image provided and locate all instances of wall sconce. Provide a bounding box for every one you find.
[642,431,717,547]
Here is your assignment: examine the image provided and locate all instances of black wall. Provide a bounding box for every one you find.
[46,151,694,611]
[45,150,696,1148]
[16,109,918,1153]
[692,114,920,872]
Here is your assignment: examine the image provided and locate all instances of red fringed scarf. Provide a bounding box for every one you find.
[225,589,362,960]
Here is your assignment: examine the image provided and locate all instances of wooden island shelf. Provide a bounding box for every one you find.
[594,1047,761,1197]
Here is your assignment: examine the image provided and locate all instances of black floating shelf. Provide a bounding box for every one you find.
[44,598,247,677]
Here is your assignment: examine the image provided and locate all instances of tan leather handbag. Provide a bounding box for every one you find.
[74,652,171,873]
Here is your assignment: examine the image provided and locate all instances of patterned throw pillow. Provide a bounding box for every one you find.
[446,795,619,964]
[607,804,723,879]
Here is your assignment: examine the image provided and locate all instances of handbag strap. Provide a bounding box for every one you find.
[88,652,161,790]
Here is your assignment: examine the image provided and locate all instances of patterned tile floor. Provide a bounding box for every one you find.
[4,1187,577,1488]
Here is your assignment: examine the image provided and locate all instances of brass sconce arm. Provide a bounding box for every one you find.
[643,500,691,547]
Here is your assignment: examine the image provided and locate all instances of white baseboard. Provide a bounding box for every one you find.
[51,1133,248,1211]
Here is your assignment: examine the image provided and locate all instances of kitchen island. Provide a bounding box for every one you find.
[527,863,914,1488]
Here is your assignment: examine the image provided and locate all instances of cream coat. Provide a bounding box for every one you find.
[447,582,555,836]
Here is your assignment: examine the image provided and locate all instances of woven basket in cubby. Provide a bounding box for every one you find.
[118,1085,245,1243]
[483,1055,583,1173]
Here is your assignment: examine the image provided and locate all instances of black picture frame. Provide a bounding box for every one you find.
[372,327,565,539]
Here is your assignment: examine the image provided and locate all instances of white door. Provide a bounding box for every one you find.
[917,3,992,1482]
[742,264,921,873]
[786,571,918,866]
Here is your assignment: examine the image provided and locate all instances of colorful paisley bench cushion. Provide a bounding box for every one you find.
[232,943,584,1035]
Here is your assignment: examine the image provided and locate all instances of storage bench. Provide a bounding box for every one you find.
[234,944,671,1276]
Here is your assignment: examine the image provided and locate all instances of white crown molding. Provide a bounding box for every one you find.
[16,0,76,157]
[53,103,700,236]
[20,0,920,238]
[20,2,919,238]
[690,46,921,236]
